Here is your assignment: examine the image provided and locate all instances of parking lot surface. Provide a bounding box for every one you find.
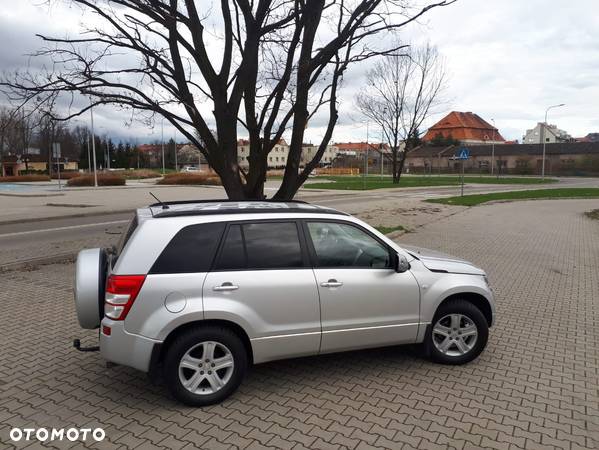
[1,199,597,449]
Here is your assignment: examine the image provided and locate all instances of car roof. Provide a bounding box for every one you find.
[144,199,347,219]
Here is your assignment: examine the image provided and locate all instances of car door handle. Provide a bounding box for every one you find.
[321,279,343,288]
[213,282,239,291]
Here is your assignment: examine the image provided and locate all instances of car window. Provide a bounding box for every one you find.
[244,222,303,269]
[111,213,138,266]
[149,222,225,274]
[215,221,303,270]
[307,222,391,268]
[215,224,246,270]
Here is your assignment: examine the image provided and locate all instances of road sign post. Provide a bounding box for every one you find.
[52,143,62,190]
[455,147,470,197]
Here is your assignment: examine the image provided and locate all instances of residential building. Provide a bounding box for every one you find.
[422,111,505,145]
[575,133,599,143]
[405,142,599,176]
[237,139,290,169]
[300,143,339,166]
[237,139,338,169]
[1,154,79,177]
[335,142,390,155]
[523,123,572,144]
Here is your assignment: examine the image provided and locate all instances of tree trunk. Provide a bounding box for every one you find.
[396,143,410,181]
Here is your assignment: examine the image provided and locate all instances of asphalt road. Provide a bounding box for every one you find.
[1,177,598,267]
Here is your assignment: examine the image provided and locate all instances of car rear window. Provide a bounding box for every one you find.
[111,214,138,266]
[149,222,225,274]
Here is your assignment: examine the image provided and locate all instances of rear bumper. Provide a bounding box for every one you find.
[100,319,162,372]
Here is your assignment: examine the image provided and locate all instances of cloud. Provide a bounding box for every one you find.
[1,0,598,144]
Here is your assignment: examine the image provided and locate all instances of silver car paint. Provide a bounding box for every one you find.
[100,319,160,372]
[124,273,206,338]
[204,269,321,363]
[74,248,105,329]
[313,267,421,353]
[89,208,494,373]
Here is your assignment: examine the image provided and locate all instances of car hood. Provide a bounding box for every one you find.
[401,245,485,275]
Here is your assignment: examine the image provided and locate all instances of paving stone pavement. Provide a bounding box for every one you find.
[0,199,598,449]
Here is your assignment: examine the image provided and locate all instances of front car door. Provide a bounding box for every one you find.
[304,220,421,354]
[203,220,321,364]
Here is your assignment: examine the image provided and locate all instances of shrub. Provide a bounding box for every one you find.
[123,169,162,179]
[0,174,51,182]
[51,171,81,180]
[157,172,221,186]
[67,173,126,186]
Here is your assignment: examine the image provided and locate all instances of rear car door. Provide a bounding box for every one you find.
[203,220,321,363]
[304,220,420,353]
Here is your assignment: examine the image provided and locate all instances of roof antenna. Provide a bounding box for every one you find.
[150,192,169,210]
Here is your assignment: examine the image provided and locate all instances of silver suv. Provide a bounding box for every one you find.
[74,200,494,406]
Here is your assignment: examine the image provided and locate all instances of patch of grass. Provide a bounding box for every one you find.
[584,209,599,220]
[157,172,221,185]
[427,188,599,206]
[67,173,126,186]
[0,174,51,182]
[304,175,557,190]
[375,225,407,234]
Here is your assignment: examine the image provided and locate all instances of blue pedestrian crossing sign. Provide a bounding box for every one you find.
[456,147,470,160]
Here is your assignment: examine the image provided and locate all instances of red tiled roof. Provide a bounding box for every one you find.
[422,111,505,142]
[334,142,389,152]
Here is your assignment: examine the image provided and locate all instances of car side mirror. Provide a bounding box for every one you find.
[393,253,410,273]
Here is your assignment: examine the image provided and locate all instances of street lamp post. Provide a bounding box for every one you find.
[174,129,178,172]
[491,118,496,176]
[541,103,565,179]
[363,121,369,190]
[381,108,387,179]
[161,118,165,175]
[89,97,98,187]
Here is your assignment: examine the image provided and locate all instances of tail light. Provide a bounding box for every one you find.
[104,275,146,321]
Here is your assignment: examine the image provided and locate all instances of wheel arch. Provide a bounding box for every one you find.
[436,292,493,327]
[151,319,254,375]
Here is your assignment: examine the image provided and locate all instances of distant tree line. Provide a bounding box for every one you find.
[0,104,187,173]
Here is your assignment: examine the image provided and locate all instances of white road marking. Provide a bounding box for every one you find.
[0,220,129,238]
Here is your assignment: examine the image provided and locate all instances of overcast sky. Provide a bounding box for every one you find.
[0,0,597,144]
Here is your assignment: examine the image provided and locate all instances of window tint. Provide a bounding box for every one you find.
[112,214,138,266]
[307,222,391,268]
[150,222,225,274]
[215,224,246,270]
[214,221,303,270]
[244,222,303,269]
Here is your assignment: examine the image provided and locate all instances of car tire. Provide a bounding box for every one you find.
[425,299,488,365]
[164,326,248,406]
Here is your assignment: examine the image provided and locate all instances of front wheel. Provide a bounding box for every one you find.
[425,299,488,365]
[164,326,248,406]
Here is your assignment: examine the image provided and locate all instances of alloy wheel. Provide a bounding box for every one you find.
[432,314,478,357]
[178,341,235,395]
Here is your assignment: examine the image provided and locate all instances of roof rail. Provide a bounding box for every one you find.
[148,198,309,208]
[148,200,347,218]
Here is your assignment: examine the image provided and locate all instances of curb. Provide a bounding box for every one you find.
[0,252,76,273]
[0,209,134,226]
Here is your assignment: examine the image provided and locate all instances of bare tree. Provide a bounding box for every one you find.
[0,107,15,173]
[356,43,446,183]
[2,0,454,199]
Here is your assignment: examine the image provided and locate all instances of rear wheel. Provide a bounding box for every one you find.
[425,299,488,365]
[164,326,247,406]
